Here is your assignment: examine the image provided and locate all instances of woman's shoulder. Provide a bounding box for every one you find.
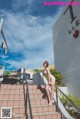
[46,67,49,71]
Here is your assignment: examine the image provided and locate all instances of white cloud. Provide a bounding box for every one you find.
[1,7,63,70]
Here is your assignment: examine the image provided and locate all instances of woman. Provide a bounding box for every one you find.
[43,61,55,105]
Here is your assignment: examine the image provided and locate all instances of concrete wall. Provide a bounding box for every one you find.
[33,72,46,85]
[53,0,80,98]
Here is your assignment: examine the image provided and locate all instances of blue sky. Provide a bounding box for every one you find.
[0,0,64,70]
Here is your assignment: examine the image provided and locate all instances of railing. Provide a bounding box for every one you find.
[56,87,80,119]
[20,70,33,119]
[25,78,33,119]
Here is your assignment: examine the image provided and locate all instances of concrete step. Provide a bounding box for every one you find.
[13,108,25,114]
[0,89,24,93]
[0,94,25,101]
[0,99,24,101]
[30,99,48,105]
[0,116,26,119]
[28,105,56,113]
[10,106,25,108]
[28,85,45,90]
[12,117,26,119]
[29,93,47,100]
[0,96,25,100]
[0,84,24,89]
[28,85,39,90]
[0,100,24,106]
[0,90,24,94]
[0,107,25,115]
[29,90,42,95]
[12,114,26,119]
[0,93,24,96]
[28,112,61,119]
[0,106,25,108]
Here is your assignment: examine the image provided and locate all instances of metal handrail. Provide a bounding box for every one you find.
[25,79,33,119]
[56,86,80,115]
[22,69,33,119]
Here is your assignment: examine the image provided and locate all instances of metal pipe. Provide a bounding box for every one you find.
[56,87,58,111]
[26,79,33,119]
[1,29,8,49]
[24,68,33,119]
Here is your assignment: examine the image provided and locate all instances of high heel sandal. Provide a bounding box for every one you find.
[49,101,52,105]
[52,100,54,104]
[49,100,54,105]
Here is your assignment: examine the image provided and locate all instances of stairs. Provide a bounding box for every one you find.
[0,84,26,119]
[27,85,61,119]
[0,84,61,119]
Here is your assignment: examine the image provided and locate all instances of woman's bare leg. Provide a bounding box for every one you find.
[48,83,55,105]
[51,83,55,102]
[45,85,50,103]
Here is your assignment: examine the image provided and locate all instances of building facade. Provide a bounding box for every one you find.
[53,0,80,98]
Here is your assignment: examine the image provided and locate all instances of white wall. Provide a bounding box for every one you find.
[53,0,80,98]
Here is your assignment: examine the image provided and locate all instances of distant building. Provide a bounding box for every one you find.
[17,68,31,79]
[17,68,24,79]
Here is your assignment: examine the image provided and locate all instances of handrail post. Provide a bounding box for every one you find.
[56,87,58,111]
[0,82,1,89]
[25,81,27,117]
[25,78,33,119]
[23,69,28,119]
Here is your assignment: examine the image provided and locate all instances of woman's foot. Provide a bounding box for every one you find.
[49,101,52,105]
[52,100,54,104]
[49,100,54,105]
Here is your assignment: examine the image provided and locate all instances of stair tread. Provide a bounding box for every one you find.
[30,97,47,100]
[30,105,55,107]
[0,93,24,94]
[0,99,24,101]
[10,106,24,108]
[31,112,60,116]
[0,106,25,108]
[0,106,24,108]
[13,114,25,117]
